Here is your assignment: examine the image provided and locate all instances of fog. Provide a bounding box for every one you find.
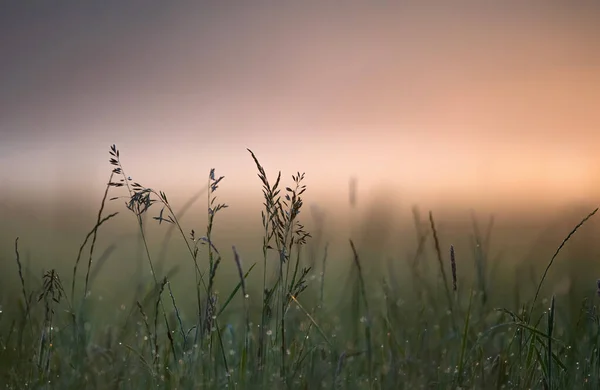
[1,3,599,289]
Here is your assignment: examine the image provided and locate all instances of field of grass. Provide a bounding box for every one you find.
[1,144,600,389]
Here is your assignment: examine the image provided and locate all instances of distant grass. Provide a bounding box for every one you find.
[1,144,600,389]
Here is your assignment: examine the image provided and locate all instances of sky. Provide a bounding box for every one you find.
[1,2,600,228]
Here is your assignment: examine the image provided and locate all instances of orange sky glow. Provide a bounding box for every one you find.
[1,3,599,224]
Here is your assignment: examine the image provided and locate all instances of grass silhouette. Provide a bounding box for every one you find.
[0,144,599,389]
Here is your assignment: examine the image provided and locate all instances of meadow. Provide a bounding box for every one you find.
[1,144,600,389]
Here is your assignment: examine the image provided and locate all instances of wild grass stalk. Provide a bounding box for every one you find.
[247,148,280,374]
[232,245,250,384]
[470,211,491,306]
[429,211,453,311]
[107,146,179,371]
[320,242,329,309]
[14,237,35,352]
[155,184,209,275]
[546,295,556,390]
[429,211,457,335]
[349,239,373,384]
[454,287,473,388]
[14,238,29,318]
[247,149,312,385]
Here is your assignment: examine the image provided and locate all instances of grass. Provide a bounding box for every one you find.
[0,144,599,389]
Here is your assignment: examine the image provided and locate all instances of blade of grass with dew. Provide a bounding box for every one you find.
[547,295,555,390]
[290,294,333,348]
[530,208,598,321]
[455,287,474,388]
[216,263,257,318]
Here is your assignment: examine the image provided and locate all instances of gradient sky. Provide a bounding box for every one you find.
[1,2,600,219]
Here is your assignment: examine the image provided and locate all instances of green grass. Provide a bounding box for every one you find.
[1,144,600,389]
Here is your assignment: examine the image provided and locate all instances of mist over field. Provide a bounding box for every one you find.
[1,2,600,295]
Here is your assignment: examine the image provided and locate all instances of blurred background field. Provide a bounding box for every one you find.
[2,172,600,290]
[2,153,600,326]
